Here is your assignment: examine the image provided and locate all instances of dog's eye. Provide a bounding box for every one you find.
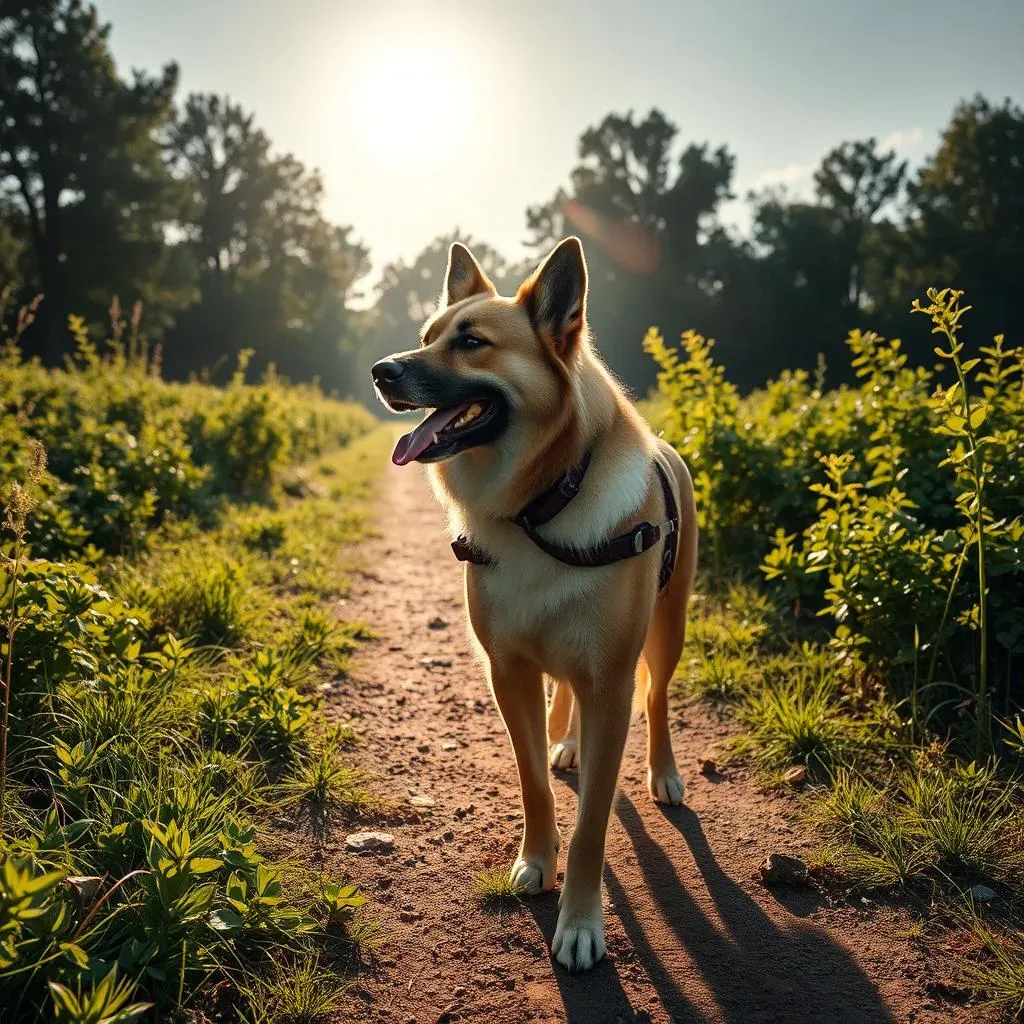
[452,334,490,352]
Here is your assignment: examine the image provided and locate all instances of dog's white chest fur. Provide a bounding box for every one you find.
[445,443,655,670]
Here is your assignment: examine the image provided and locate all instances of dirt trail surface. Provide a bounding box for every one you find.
[329,461,975,1024]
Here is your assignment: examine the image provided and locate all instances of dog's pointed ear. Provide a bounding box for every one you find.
[518,237,588,356]
[442,242,496,307]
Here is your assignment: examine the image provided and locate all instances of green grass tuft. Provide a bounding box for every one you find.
[473,867,525,908]
[238,954,347,1024]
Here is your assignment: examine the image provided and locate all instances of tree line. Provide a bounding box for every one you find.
[3,1,1023,402]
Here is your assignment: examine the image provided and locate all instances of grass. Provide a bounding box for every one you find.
[237,953,347,1024]
[967,924,1024,1019]
[277,745,375,815]
[673,581,1024,1017]
[147,558,254,647]
[474,867,526,910]
[1,383,393,1022]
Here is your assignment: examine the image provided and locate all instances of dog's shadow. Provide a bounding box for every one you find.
[532,780,896,1024]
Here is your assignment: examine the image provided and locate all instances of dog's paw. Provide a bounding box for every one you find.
[510,854,555,896]
[552,905,606,972]
[549,738,578,770]
[648,768,685,806]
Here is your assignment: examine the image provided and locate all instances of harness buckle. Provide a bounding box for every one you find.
[633,523,657,553]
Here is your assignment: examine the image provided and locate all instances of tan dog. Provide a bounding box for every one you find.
[371,237,697,971]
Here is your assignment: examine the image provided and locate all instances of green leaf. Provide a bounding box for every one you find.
[60,941,89,968]
[188,857,223,874]
[968,406,986,430]
[208,907,244,934]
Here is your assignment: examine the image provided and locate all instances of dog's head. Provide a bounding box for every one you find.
[371,238,594,483]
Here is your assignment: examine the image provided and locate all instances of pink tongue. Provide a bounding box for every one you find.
[392,404,471,466]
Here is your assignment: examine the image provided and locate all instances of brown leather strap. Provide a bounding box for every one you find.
[452,535,492,565]
[452,454,680,590]
[653,457,679,591]
[515,450,591,527]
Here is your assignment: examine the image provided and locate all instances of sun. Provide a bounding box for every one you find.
[347,39,467,160]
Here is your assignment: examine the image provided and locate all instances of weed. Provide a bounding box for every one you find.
[150,560,253,647]
[0,310,386,1020]
[278,748,371,814]
[238,953,347,1024]
[965,923,1024,1019]
[739,671,868,774]
[474,867,525,909]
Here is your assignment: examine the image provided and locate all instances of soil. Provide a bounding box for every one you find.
[327,459,983,1024]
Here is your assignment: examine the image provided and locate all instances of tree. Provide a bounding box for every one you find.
[165,94,280,302]
[899,95,1024,353]
[813,138,906,315]
[164,93,369,390]
[710,139,908,387]
[526,109,735,392]
[0,0,183,359]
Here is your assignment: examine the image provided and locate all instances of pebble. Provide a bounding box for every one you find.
[441,741,458,751]
[409,794,436,807]
[759,853,810,887]
[970,884,997,902]
[64,875,103,907]
[428,617,449,630]
[345,831,395,853]
[783,764,808,787]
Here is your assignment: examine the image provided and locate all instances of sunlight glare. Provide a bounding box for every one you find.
[347,39,467,161]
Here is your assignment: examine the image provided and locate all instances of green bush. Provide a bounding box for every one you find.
[0,305,377,1020]
[0,541,364,1020]
[1,319,375,559]
[648,290,1024,747]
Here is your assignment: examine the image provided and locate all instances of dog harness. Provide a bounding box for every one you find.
[451,450,680,591]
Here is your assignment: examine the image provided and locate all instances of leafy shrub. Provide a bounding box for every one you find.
[648,291,1024,746]
[0,542,366,1020]
[0,309,377,1020]
[1,313,375,560]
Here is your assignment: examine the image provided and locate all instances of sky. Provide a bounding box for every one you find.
[94,0,1024,290]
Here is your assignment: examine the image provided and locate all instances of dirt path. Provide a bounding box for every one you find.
[329,460,975,1024]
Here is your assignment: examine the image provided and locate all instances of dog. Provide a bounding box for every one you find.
[371,237,697,971]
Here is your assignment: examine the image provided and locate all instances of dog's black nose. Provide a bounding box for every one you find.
[372,359,405,385]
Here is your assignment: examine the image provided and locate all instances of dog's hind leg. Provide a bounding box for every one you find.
[489,655,560,895]
[642,601,686,805]
[547,680,579,770]
[552,677,632,971]
[642,461,698,805]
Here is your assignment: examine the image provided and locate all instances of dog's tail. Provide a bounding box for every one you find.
[633,656,651,716]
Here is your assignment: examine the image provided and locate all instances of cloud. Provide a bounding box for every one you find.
[878,127,925,151]
[747,161,816,192]
[746,127,927,195]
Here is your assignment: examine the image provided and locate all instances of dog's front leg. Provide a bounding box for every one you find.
[552,678,632,971]
[489,655,559,895]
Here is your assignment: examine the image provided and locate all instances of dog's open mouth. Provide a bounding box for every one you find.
[392,400,502,465]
